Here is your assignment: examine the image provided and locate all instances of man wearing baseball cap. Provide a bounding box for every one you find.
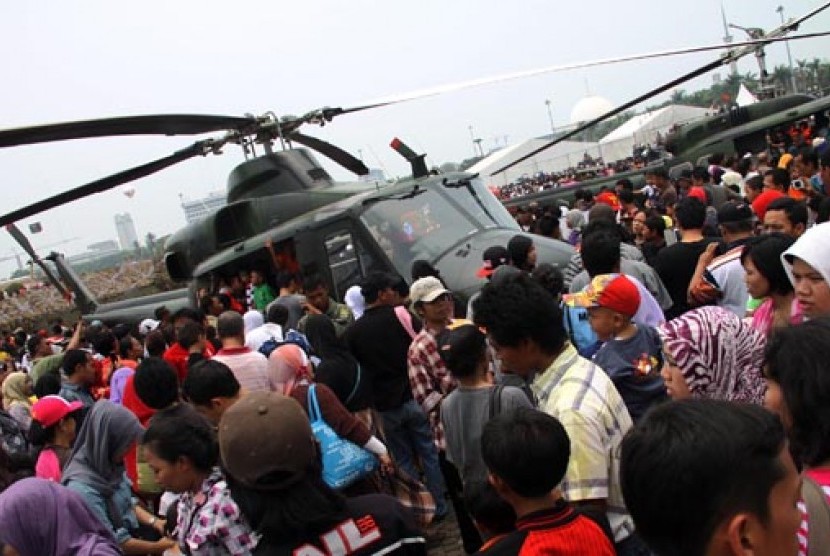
[408,277,481,551]
[219,391,427,554]
[687,202,755,316]
[468,246,513,321]
[564,274,665,423]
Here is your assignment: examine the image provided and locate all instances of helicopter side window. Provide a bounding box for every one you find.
[324,231,361,300]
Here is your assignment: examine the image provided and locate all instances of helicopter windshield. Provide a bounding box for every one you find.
[359,177,518,273]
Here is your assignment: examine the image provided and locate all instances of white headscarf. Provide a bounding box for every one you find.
[243,310,264,335]
[344,285,365,319]
[782,222,830,289]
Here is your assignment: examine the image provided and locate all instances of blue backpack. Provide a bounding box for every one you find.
[258,329,312,358]
[562,303,599,357]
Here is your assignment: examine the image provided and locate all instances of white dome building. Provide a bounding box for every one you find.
[570,95,615,124]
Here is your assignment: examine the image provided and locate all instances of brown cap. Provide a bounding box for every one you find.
[219,391,316,490]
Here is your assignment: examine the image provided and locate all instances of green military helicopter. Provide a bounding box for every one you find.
[503,91,830,210]
[0,2,827,324]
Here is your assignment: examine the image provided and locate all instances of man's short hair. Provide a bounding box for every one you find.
[767,168,791,191]
[360,272,393,304]
[472,272,566,356]
[651,167,669,179]
[62,349,88,376]
[766,197,808,229]
[302,273,327,293]
[154,306,170,321]
[134,357,180,410]
[145,330,167,358]
[692,166,710,182]
[674,197,706,230]
[530,263,564,298]
[177,321,204,350]
[172,307,203,325]
[643,215,666,235]
[745,175,764,192]
[620,400,787,556]
[615,178,634,191]
[618,189,635,205]
[26,335,42,356]
[481,408,570,498]
[216,311,245,339]
[275,270,300,290]
[182,359,241,406]
[266,303,289,327]
[536,215,559,237]
[581,230,621,278]
[796,146,818,169]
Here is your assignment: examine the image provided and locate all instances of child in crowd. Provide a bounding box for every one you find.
[438,324,534,484]
[480,408,615,554]
[29,395,82,482]
[142,404,258,555]
[463,479,516,554]
[565,274,665,422]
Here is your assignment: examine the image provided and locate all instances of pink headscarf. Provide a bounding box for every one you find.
[268,344,311,395]
[658,306,766,404]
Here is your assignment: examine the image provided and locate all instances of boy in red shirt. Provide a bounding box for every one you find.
[479,408,615,555]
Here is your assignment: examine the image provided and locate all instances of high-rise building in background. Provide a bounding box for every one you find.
[114,213,139,251]
[181,190,227,223]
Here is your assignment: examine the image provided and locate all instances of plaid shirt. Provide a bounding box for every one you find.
[532,343,635,543]
[174,467,259,555]
[407,327,456,451]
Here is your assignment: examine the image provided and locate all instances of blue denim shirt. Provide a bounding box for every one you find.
[65,473,138,544]
[59,381,95,410]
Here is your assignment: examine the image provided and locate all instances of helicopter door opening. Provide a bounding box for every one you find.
[295,223,382,301]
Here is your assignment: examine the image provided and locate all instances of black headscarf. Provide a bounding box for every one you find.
[303,315,370,412]
[508,235,535,272]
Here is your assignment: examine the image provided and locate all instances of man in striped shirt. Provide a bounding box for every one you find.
[473,273,646,555]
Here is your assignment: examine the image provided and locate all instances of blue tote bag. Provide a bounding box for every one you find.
[307,384,378,489]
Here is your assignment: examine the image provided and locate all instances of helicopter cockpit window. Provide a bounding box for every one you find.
[359,188,482,275]
[324,231,362,300]
[441,177,518,230]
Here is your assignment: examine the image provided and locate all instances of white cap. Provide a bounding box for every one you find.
[139,318,160,336]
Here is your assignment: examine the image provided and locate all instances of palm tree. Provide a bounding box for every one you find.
[771,65,793,93]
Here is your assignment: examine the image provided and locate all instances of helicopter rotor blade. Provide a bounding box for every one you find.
[489,7,830,176]
[0,114,256,149]
[0,141,209,228]
[327,28,830,118]
[5,223,70,297]
[288,132,370,176]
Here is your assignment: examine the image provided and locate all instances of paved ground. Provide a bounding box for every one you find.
[424,505,466,555]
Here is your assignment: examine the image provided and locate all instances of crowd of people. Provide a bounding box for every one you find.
[494,140,671,201]
[0,259,159,332]
[0,141,828,555]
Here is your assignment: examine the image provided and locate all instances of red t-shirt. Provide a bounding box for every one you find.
[163,342,215,383]
[751,190,785,221]
[121,374,154,489]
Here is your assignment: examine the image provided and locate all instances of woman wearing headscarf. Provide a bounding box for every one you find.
[0,478,121,556]
[343,285,366,320]
[658,306,766,404]
[782,221,830,320]
[507,235,537,273]
[242,310,264,336]
[267,344,392,479]
[304,314,371,417]
[62,400,175,554]
[1,372,33,432]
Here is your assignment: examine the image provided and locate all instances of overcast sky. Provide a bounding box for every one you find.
[0,0,828,279]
